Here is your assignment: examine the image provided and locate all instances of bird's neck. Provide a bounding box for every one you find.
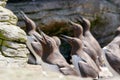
[75,34,82,39]
[71,47,81,55]
[83,30,91,37]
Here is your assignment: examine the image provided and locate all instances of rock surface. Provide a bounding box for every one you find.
[0,64,89,80]
[0,6,18,25]
[0,24,27,42]
[0,0,29,67]
[0,64,119,80]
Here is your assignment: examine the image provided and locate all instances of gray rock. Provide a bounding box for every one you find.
[0,6,18,25]
[0,53,28,67]
[0,0,7,7]
[0,24,27,43]
[0,1,30,67]
[1,46,29,58]
[2,41,27,49]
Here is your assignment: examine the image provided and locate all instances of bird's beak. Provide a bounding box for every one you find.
[33,33,45,44]
[68,20,83,30]
[37,27,42,34]
[41,31,48,44]
[75,15,84,25]
[60,35,72,43]
[68,20,76,26]
[19,11,27,20]
[68,20,76,30]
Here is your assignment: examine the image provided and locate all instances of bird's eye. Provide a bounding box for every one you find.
[74,27,77,29]
[48,40,51,43]
[47,40,51,44]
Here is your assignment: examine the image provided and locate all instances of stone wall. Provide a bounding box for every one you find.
[0,0,29,67]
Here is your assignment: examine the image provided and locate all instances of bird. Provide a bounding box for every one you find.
[60,35,100,78]
[52,36,61,47]
[20,11,61,73]
[68,20,101,70]
[20,11,42,38]
[75,16,104,66]
[20,11,43,64]
[33,31,79,76]
[103,26,120,74]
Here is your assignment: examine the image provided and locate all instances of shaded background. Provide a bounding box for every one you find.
[7,0,120,62]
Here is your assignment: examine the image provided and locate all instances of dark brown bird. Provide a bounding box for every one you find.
[69,20,101,70]
[20,11,42,38]
[52,36,61,47]
[75,16,104,66]
[20,11,64,73]
[20,11,43,64]
[61,35,99,78]
[33,32,79,76]
[103,27,120,75]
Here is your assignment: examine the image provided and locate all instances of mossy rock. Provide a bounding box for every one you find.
[0,24,27,43]
[0,6,18,25]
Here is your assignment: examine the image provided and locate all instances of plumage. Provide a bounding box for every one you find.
[33,32,79,76]
[103,27,120,74]
[61,35,99,78]
[76,16,104,66]
[69,20,101,70]
[20,11,62,73]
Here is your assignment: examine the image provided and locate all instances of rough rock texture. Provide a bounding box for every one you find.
[6,0,120,47]
[0,6,18,25]
[0,24,27,42]
[0,64,119,80]
[0,65,88,80]
[0,0,29,67]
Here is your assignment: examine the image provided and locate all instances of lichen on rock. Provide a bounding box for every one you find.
[0,24,27,43]
[0,6,18,25]
[0,0,7,7]
[0,0,29,67]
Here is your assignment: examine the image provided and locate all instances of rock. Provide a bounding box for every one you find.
[0,0,29,67]
[1,44,29,58]
[0,64,91,80]
[99,67,113,78]
[0,0,7,7]
[0,6,18,25]
[108,0,120,7]
[0,24,27,43]
[0,53,28,67]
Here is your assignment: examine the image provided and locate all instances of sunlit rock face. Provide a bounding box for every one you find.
[0,6,18,25]
[0,0,7,7]
[0,0,29,67]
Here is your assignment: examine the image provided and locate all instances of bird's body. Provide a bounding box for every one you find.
[103,27,120,74]
[20,11,43,64]
[33,32,79,76]
[61,35,99,78]
[83,30,103,66]
[69,21,101,70]
[76,17,104,66]
[20,11,62,73]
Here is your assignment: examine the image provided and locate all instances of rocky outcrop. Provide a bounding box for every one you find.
[0,0,29,67]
